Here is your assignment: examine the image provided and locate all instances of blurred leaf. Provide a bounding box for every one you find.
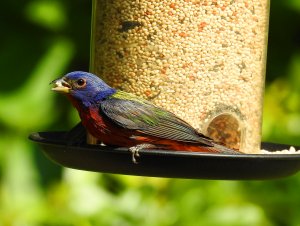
[204,204,270,226]
[288,53,300,96]
[25,0,67,31]
[262,52,300,144]
[0,134,45,225]
[287,114,300,136]
[0,38,74,130]
[287,0,300,12]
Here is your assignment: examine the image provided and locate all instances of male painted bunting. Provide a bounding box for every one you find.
[51,71,241,163]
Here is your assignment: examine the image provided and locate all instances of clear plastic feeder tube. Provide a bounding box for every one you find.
[90,0,270,153]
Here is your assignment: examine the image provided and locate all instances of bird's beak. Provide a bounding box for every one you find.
[50,78,71,93]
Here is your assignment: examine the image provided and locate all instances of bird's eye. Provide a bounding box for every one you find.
[76,78,86,87]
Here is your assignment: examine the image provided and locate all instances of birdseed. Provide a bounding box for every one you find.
[261,146,300,154]
[90,0,270,153]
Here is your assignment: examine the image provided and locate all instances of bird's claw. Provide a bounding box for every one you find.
[129,146,140,164]
[128,144,156,164]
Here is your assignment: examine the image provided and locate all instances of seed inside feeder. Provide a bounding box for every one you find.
[90,0,270,153]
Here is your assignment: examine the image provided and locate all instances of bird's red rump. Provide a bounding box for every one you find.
[131,135,218,152]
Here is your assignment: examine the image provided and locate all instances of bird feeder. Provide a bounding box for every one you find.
[90,0,269,153]
[30,0,300,180]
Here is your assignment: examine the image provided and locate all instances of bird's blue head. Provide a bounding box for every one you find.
[51,71,116,107]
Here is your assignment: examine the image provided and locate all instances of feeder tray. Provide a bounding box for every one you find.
[29,124,300,180]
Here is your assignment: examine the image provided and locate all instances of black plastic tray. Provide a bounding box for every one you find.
[29,131,300,180]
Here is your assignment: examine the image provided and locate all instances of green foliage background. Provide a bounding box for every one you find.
[1,1,300,225]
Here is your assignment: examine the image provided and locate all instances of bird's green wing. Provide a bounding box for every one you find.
[99,91,213,146]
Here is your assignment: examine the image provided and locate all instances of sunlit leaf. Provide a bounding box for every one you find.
[25,0,67,31]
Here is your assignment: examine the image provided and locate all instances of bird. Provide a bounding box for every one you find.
[51,71,241,163]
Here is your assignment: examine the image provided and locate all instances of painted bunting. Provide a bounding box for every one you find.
[51,71,241,163]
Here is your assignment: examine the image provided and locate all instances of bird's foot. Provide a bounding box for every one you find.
[128,144,156,164]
